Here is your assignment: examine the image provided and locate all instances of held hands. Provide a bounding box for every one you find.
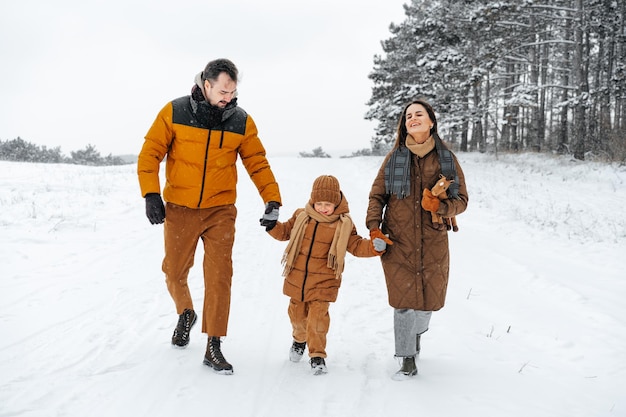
[421,188,441,213]
[260,201,280,231]
[373,238,388,252]
[145,193,165,224]
[369,228,393,255]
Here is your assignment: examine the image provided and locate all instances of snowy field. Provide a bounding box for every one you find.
[1,152,625,417]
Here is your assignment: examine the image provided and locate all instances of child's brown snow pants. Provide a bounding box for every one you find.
[288,298,331,358]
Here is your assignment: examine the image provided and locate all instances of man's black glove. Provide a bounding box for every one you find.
[145,193,165,225]
[259,201,280,231]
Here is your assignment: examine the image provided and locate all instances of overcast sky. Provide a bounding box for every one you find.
[0,0,408,157]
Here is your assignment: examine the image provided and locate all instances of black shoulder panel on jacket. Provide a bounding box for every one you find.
[221,107,248,135]
[171,96,248,135]
[171,96,198,127]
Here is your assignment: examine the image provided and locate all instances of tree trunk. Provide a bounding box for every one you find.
[572,0,587,160]
[460,88,469,152]
[539,40,548,152]
[558,13,572,154]
[471,79,484,152]
[529,13,541,152]
[483,71,490,153]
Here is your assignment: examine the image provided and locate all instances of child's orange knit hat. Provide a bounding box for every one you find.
[310,175,341,206]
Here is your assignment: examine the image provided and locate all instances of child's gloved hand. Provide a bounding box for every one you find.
[260,201,280,231]
[369,228,393,255]
[373,238,388,252]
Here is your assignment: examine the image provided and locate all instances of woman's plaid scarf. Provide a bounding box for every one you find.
[384,146,411,199]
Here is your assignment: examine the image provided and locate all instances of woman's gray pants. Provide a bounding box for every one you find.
[394,309,432,357]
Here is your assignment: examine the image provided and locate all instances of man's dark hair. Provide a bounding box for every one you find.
[202,58,238,83]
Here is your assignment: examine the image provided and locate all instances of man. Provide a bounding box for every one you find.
[137,58,281,375]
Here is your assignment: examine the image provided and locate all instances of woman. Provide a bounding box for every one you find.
[366,98,468,380]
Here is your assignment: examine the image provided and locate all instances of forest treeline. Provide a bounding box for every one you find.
[6,2,625,164]
[0,137,130,166]
[366,0,626,161]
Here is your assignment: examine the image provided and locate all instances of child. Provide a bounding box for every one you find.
[266,175,392,375]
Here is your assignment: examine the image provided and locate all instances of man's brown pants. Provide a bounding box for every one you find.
[162,203,237,337]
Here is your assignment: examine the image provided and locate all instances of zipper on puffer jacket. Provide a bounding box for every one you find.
[197,129,212,207]
[197,130,227,207]
[301,222,319,301]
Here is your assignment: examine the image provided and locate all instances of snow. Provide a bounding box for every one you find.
[1,152,625,417]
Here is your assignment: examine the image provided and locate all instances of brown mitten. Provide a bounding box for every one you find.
[421,188,440,213]
[369,228,393,255]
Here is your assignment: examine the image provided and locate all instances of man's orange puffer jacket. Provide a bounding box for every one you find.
[137,95,281,208]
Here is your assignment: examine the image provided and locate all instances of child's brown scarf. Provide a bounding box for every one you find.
[281,204,353,279]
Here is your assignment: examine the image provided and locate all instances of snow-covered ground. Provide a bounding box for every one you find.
[1,152,625,417]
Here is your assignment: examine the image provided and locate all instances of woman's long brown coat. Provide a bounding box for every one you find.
[269,197,374,303]
[366,149,468,311]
